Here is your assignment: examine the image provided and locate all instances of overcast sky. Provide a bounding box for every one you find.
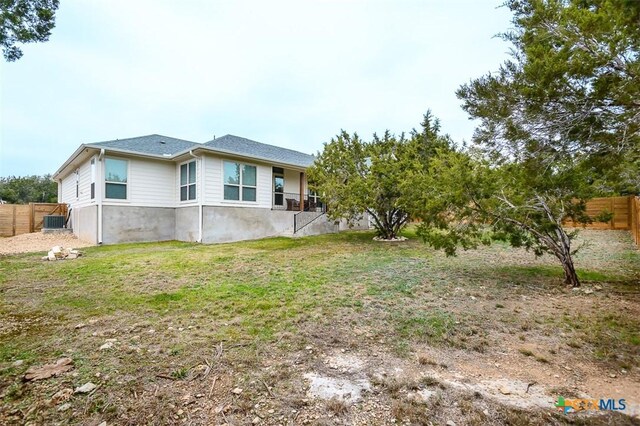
[0,0,512,176]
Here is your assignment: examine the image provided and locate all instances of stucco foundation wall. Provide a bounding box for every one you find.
[202,206,294,243]
[102,205,175,244]
[72,205,98,244]
[175,206,199,242]
[295,214,339,237]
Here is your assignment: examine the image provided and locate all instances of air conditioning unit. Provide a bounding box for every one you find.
[43,215,65,229]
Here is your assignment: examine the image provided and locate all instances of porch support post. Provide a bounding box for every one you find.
[299,172,305,211]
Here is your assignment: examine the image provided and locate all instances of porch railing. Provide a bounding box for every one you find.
[272,192,326,212]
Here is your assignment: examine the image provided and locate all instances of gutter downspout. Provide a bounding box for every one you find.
[188,150,203,243]
[97,149,105,244]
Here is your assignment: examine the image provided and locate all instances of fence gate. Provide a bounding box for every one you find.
[0,203,68,237]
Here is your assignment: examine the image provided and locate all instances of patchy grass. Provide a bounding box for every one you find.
[0,229,638,425]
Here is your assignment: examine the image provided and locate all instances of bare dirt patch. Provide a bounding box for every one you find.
[0,232,93,255]
[0,230,638,425]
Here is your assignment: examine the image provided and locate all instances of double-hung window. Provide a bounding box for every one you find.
[105,158,128,199]
[90,158,96,199]
[75,169,79,199]
[180,161,197,201]
[223,161,257,202]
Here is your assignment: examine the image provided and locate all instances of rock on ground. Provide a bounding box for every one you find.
[23,358,74,381]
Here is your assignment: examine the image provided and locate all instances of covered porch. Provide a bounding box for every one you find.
[269,167,325,212]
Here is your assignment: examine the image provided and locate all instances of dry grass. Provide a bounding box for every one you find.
[325,397,349,416]
[0,229,638,425]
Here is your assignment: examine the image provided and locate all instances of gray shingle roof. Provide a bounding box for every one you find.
[88,134,199,156]
[204,135,315,167]
[82,133,314,168]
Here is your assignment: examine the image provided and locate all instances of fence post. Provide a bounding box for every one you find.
[12,205,16,236]
[29,203,34,233]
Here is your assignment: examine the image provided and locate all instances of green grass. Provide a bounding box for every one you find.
[0,229,638,424]
[495,265,621,282]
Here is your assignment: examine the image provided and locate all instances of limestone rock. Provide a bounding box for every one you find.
[74,382,97,394]
[24,358,74,381]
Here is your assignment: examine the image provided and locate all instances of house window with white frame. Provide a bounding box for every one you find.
[75,169,79,199]
[90,158,96,199]
[180,160,196,201]
[223,161,256,201]
[105,158,128,199]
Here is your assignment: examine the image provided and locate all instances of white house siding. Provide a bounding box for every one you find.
[283,168,303,195]
[203,154,219,205]
[59,159,94,208]
[77,160,92,207]
[60,170,76,206]
[202,155,272,209]
[103,156,176,207]
[58,157,97,242]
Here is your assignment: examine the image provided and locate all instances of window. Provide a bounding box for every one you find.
[75,169,79,199]
[223,161,257,201]
[105,158,128,199]
[180,161,196,201]
[90,158,96,199]
[273,167,284,207]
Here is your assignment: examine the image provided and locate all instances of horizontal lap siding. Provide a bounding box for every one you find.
[77,160,92,208]
[283,169,301,194]
[58,159,93,209]
[125,158,175,207]
[256,164,271,208]
[60,170,77,205]
[203,155,220,204]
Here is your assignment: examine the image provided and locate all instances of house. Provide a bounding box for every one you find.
[53,134,367,244]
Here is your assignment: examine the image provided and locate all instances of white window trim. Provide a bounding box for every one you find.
[222,159,258,203]
[179,160,197,203]
[75,169,80,200]
[90,157,96,201]
[104,157,129,201]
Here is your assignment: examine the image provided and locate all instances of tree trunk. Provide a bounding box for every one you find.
[559,252,580,287]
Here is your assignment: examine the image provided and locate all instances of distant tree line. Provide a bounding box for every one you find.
[0,175,57,204]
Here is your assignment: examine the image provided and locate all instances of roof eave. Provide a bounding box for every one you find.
[85,144,183,161]
[53,144,94,180]
[53,144,184,179]
[186,146,314,170]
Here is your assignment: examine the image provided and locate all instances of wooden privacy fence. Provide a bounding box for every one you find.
[564,195,640,246]
[632,196,640,246]
[0,203,68,237]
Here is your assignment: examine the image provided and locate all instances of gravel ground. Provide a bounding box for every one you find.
[0,232,94,255]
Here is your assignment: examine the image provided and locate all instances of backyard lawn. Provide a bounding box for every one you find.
[0,229,638,425]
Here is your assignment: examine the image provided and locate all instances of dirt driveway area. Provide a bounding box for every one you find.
[0,232,94,255]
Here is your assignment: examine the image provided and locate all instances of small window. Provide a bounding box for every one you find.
[180,161,196,201]
[105,158,128,199]
[75,169,79,199]
[90,158,96,199]
[224,161,257,201]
